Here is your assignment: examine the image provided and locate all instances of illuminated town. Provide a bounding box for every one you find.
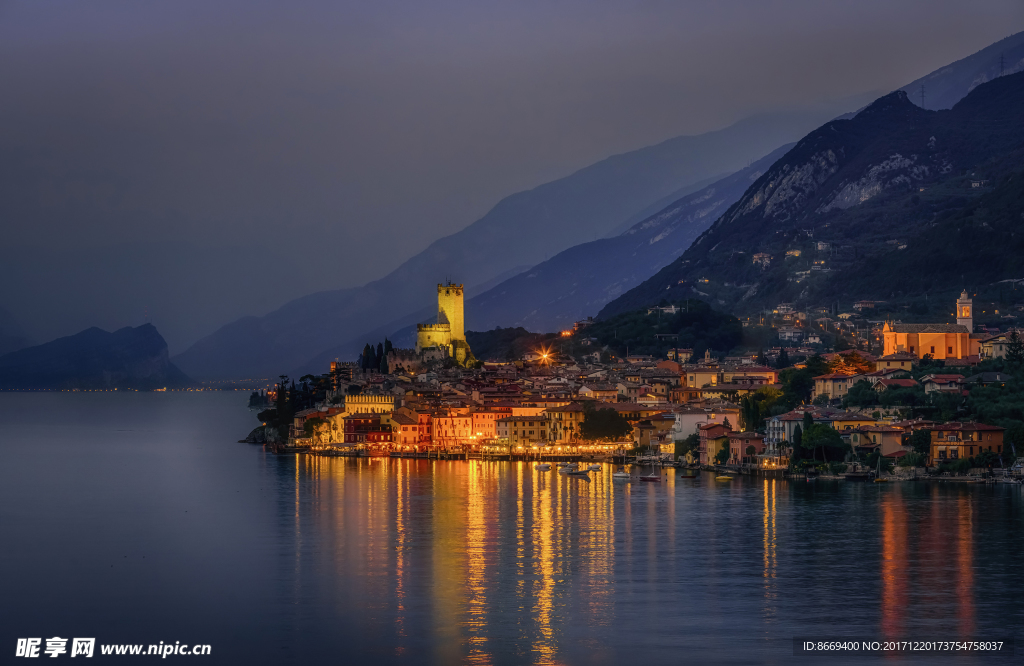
[246,283,1020,482]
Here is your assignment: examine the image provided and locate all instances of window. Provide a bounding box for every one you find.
[930,346,935,354]
[910,346,915,353]
[948,347,953,354]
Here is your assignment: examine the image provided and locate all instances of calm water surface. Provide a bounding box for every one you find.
[2,393,1023,665]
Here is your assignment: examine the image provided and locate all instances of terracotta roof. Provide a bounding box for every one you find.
[876,378,919,388]
[930,422,1005,432]
[887,323,970,334]
[878,352,917,361]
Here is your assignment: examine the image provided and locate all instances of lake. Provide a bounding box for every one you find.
[1,392,1021,665]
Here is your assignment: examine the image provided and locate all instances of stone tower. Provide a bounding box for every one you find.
[956,290,973,333]
[437,282,464,343]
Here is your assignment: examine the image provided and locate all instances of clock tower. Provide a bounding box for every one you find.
[956,291,973,332]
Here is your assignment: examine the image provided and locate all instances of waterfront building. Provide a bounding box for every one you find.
[727,431,765,464]
[343,414,394,454]
[545,403,585,446]
[849,425,907,457]
[928,423,1005,466]
[495,415,548,450]
[698,422,732,466]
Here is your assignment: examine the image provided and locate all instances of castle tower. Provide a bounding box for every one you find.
[438,282,464,342]
[956,290,973,332]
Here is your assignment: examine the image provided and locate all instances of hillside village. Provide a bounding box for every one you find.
[247,284,1024,479]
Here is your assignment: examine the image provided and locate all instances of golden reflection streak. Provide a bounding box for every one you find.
[880,489,906,641]
[393,459,407,652]
[464,461,490,663]
[532,462,556,664]
[432,460,465,665]
[957,493,975,636]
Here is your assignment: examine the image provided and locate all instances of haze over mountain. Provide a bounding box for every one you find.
[180,30,1024,380]
[174,111,849,379]
[601,71,1024,319]
[2,1,1019,358]
[0,324,191,391]
[463,145,793,335]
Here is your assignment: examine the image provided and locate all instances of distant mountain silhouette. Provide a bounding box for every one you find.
[600,71,1024,317]
[178,31,1024,379]
[463,144,793,334]
[0,324,191,390]
[174,111,847,379]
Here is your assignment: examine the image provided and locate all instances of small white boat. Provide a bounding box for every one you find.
[588,464,602,471]
[556,462,568,468]
[612,466,630,480]
[535,463,551,471]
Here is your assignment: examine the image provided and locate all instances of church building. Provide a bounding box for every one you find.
[882,291,982,362]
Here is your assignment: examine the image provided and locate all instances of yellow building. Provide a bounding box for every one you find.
[882,291,981,361]
[416,281,473,365]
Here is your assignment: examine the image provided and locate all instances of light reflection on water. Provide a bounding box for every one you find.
[2,394,1023,666]
[285,457,1021,665]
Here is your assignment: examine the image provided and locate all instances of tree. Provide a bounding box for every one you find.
[757,348,767,366]
[974,450,999,467]
[675,432,700,460]
[580,405,633,441]
[909,429,931,455]
[722,417,732,431]
[714,447,730,465]
[802,423,845,462]
[813,393,830,406]
[1008,331,1024,366]
[776,348,790,369]
[383,337,394,358]
[843,380,878,408]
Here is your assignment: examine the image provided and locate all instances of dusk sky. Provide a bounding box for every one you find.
[1,0,1022,352]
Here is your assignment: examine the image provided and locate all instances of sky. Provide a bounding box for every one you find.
[0,0,1022,353]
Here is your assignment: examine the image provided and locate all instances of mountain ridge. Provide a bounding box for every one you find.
[600,71,1024,318]
[0,323,191,390]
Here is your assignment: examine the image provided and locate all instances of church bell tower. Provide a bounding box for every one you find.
[956,290,973,332]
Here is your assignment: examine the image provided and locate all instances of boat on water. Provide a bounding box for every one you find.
[679,474,697,479]
[612,466,631,480]
[715,475,732,481]
[535,463,551,471]
[588,464,602,471]
[566,469,590,477]
[556,462,568,468]
[639,472,661,482]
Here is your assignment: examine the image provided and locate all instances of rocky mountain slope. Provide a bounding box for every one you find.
[174,111,844,379]
[463,144,792,334]
[0,324,191,390]
[600,71,1024,318]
